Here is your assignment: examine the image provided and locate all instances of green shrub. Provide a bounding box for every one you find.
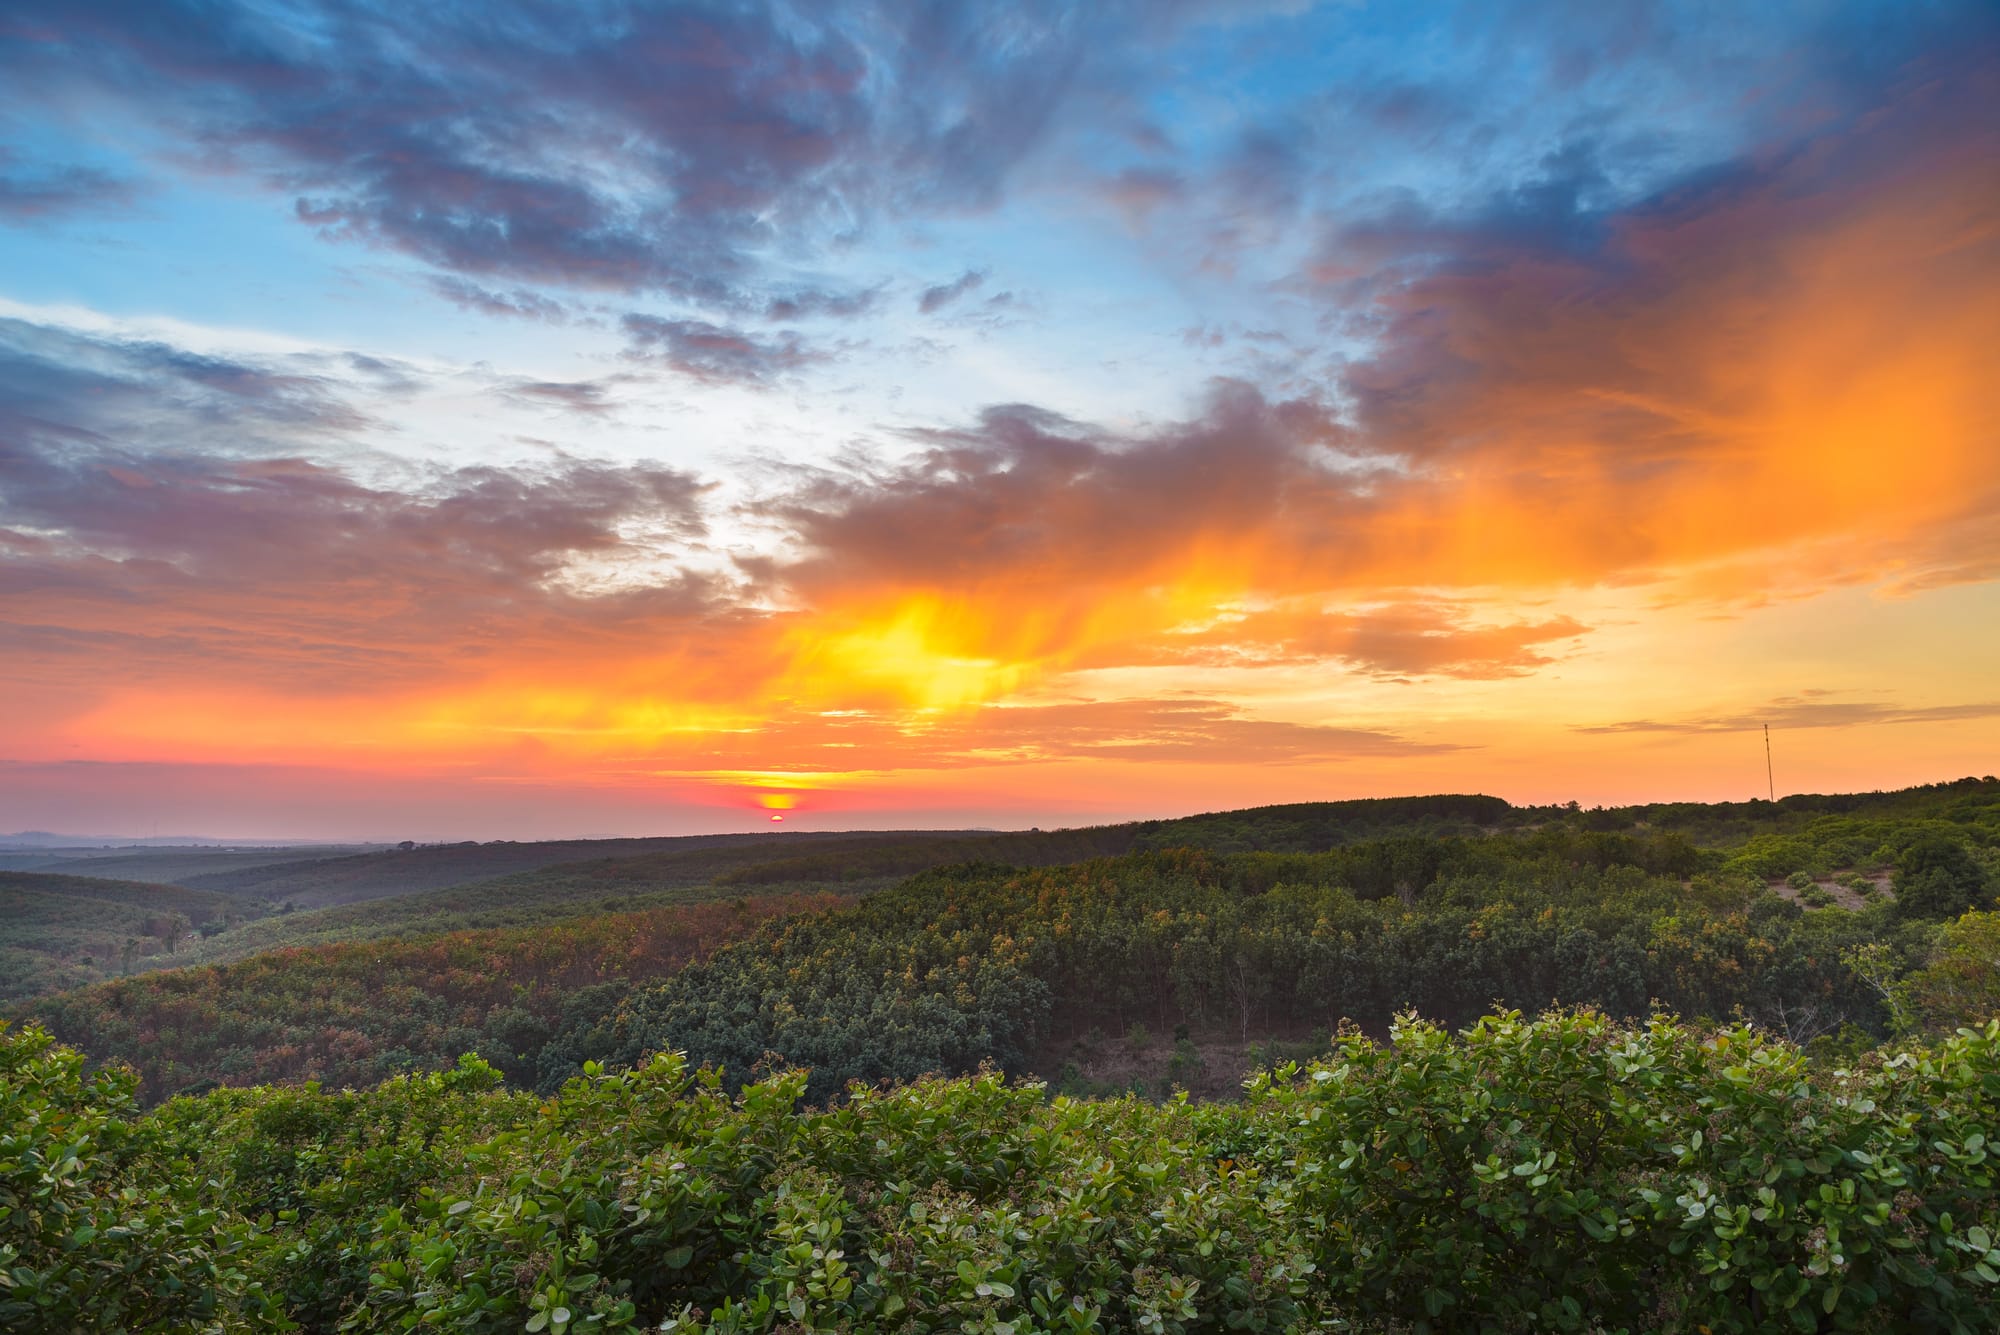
[1165,1038,1208,1088]
[1906,911,2000,1031]
[10,1012,2000,1332]
[1246,1010,2000,1333]
[0,1023,285,1332]
[1894,834,1990,920]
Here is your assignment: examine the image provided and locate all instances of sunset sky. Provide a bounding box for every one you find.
[1,0,1996,839]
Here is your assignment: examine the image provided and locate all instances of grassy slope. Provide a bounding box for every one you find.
[167,825,1151,966]
[161,793,1544,912]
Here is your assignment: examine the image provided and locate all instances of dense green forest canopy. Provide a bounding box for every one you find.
[549,812,1995,1101]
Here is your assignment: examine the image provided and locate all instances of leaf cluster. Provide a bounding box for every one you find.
[8,1011,2000,1332]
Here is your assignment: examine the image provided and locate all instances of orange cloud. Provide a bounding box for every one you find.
[3,51,1997,813]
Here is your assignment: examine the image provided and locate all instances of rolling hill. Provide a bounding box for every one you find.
[0,871,243,1002]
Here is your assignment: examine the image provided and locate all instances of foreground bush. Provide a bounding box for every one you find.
[0,1025,285,1331]
[5,1011,2000,1332]
[1247,1013,2000,1332]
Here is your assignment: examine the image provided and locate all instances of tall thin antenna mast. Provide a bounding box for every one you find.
[1764,724,1775,802]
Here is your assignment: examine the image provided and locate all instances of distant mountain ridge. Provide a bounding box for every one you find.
[0,831,347,849]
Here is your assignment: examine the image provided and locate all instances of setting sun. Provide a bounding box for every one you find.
[0,0,1992,839]
[7,7,2000,1329]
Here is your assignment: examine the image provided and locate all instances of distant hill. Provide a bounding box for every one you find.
[0,871,243,1003]
[168,829,1039,965]
[165,803,1511,965]
[23,890,839,1102]
[0,844,383,882]
[0,831,254,848]
[14,779,1997,1021]
[173,830,944,908]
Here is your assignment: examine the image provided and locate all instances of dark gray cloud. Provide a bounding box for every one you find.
[622,314,824,387]
[1,443,705,589]
[334,352,426,396]
[0,150,137,221]
[760,379,1358,595]
[764,287,881,321]
[0,1,1221,307]
[0,317,370,448]
[428,277,571,322]
[917,269,986,313]
[0,322,707,577]
[0,317,721,684]
[1577,696,2000,736]
[502,378,622,417]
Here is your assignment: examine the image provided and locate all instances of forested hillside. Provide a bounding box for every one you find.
[0,871,242,1002]
[551,811,1996,1100]
[1,793,1543,995]
[16,780,1995,1111]
[172,832,856,908]
[168,796,1522,915]
[22,893,839,1101]
[165,823,1145,967]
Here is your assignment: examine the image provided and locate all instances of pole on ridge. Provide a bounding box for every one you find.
[1764,723,1775,802]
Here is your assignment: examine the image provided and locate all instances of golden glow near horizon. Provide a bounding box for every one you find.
[1,4,1996,837]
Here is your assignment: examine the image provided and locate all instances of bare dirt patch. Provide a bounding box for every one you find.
[1032,1023,1335,1100]
[1770,870,1894,911]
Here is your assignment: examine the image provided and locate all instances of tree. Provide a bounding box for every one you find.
[1905,911,2000,1030]
[1892,834,1988,920]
